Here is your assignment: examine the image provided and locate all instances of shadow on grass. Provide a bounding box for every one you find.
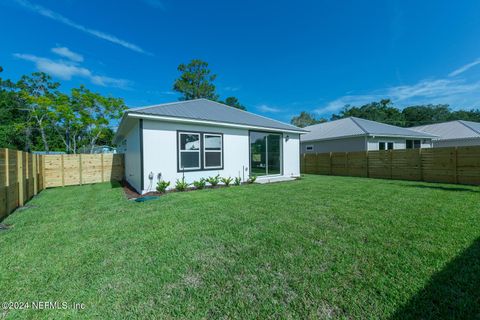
[391,238,480,320]
[110,180,122,188]
[406,184,479,193]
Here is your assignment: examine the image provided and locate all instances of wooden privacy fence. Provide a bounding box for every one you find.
[301,146,480,185]
[0,149,124,221]
[43,153,124,188]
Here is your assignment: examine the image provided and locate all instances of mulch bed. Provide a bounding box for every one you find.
[120,180,243,200]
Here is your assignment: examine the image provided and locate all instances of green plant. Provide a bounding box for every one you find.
[193,178,207,190]
[234,176,242,186]
[206,174,221,187]
[221,177,233,187]
[175,177,190,191]
[248,175,257,184]
[156,180,170,193]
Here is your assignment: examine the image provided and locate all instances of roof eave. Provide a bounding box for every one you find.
[126,112,308,134]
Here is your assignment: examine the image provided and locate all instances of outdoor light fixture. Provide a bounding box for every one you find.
[285,135,290,142]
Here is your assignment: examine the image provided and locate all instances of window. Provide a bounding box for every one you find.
[379,141,394,150]
[178,132,201,170]
[406,139,421,149]
[177,131,223,171]
[204,134,222,169]
[306,145,314,151]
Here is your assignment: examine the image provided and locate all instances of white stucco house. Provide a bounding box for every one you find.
[301,117,436,154]
[411,120,480,147]
[113,99,307,194]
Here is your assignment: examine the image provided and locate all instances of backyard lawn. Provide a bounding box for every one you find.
[0,175,479,319]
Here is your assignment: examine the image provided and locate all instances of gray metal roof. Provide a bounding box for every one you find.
[301,117,436,142]
[411,120,480,141]
[127,99,306,132]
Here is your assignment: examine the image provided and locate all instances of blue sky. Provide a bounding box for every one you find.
[2,0,480,123]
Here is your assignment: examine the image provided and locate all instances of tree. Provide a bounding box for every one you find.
[402,104,451,127]
[70,86,126,153]
[331,99,405,125]
[17,72,60,152]
[291,111,326,128]
[173,59,218,100]
[0,77,28,150]
[222,96,246,110]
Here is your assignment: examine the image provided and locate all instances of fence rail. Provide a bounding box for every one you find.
[300,146,480,185]
[0,149,124,221]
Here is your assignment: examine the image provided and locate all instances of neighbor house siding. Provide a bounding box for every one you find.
[367,137,432,150]
[301,136,367,153]
[141,120,250,193]
[432,138,480,148]
[124,119,142,192]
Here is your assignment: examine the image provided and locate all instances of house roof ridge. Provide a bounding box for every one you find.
[458,120,480,135]
[348,117,369,134]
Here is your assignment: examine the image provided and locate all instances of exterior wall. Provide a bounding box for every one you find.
[301,136,367,153]
[123,119,142,192]
[135,120,301,194]
[432,138,480,148]
[301,136,433,154]
[366,137,432,151]
[282,133,300,177]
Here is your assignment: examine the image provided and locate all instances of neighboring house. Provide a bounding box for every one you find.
[113,99,307,194]
[410,120,480,148]
[78,145,117,154]
[301,117,436,154]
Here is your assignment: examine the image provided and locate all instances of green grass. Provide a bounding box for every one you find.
[1,175,479,319]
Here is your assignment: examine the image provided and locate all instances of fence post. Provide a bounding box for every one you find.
[329,152,333,175]
[365,151,369,178]
[61,154,65,187]
[41,155,45,190]
[453,147,458,184]
[345,152,349,176]
[4,149,9,215]
[419,148,423,182]
[389,150,393,179]
[101,153,105,182]
[79,154,83,185]
[17,150,24,206]
[33,154,37,195]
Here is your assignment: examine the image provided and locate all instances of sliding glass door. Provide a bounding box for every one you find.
[250,131,282,176]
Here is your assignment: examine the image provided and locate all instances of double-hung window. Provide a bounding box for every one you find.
[178,131,223,171]
[178,132,201,170]
[406,139,421,149]
[379,141,394,150]
[203,134,222,169]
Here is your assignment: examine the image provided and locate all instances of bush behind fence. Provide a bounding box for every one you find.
[300,146,480,185]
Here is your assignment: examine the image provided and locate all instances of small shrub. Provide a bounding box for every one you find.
[206,174,221,187]
[193,178,206,190]
[175,177,190,191]
[221,177,233,187]
[247,175,257,184]
[156,180,170,193]
[234,176,242,186]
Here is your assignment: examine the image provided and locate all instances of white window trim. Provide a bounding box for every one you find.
[406,139,421,149]
[178,132,201,171]
[203,133,223,169]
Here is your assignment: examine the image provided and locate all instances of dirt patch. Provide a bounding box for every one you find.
[0,223,11,231]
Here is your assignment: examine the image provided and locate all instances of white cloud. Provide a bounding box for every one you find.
[14,0,151,55]
[448,58,480,77]
[14,52,131,89]
[316,78,480,115]
[257,104,281,113]
[51,46,83,62]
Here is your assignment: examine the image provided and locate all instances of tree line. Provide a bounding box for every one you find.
[0,59,246,153]
[291,99,480,128]
[0,70,126,153]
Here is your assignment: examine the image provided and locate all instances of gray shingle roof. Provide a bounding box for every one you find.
[127,99,306,132]
[301,117,436,142]
[411,120,480,141]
